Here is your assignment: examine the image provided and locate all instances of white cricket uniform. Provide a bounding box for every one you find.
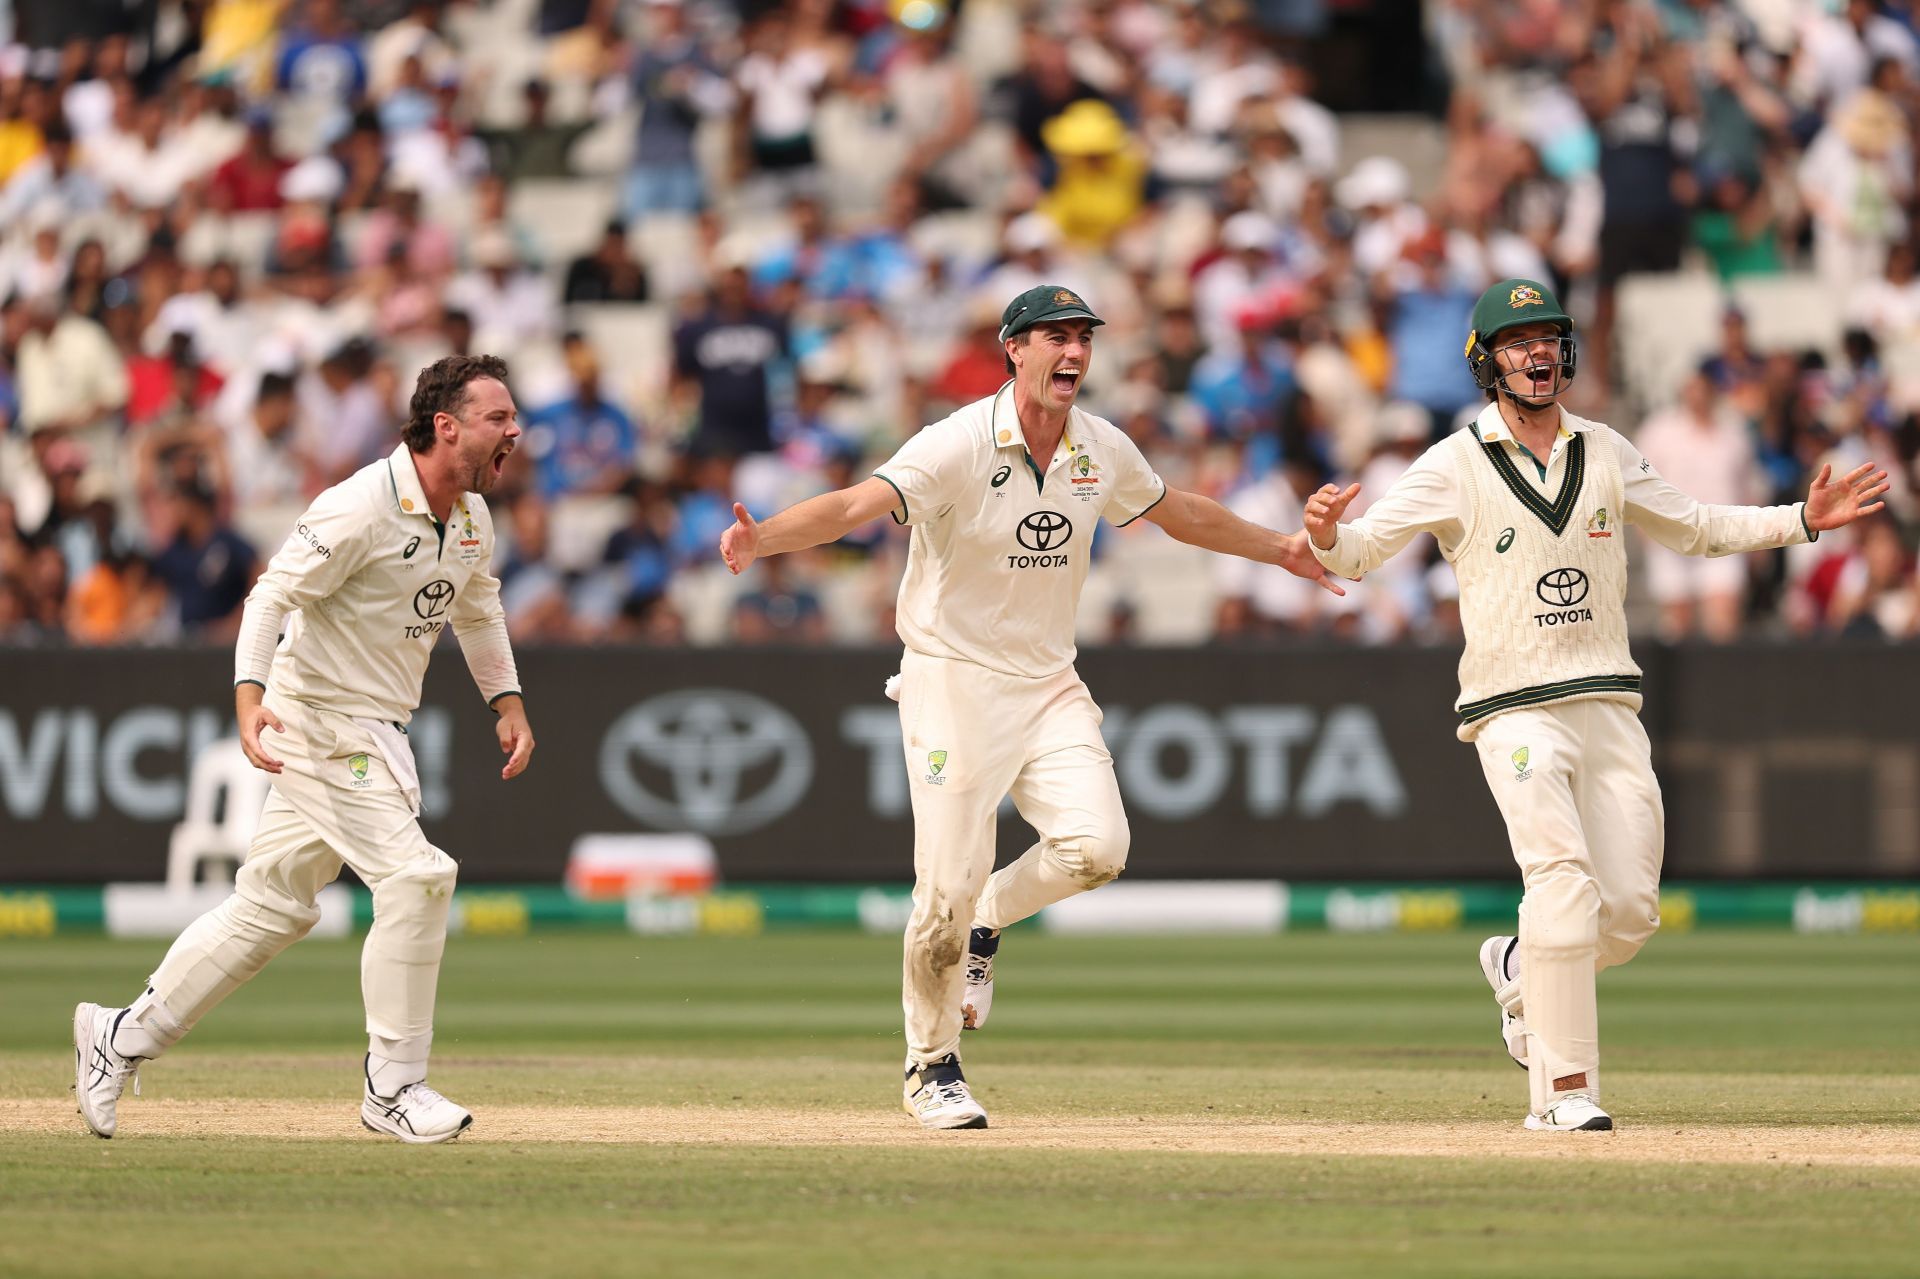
[146,444,519,1072]
[875,382,1165,1064]
[1313,403,1812,1114]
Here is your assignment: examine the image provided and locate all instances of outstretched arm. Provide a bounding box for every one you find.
[1621,433,1888,553]
[1143,487,1345,596]
[720,476,902,575]
[1305,447,1465,578]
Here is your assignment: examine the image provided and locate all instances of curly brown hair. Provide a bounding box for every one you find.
[403,354,511,452]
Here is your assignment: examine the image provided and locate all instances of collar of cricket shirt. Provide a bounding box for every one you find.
[1470,401,1592,446]
[990,380,1080,478]
[386,443,445,523]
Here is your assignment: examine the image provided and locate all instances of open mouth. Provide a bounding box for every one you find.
[490,446,512,478]
[1526,366,1555,393]
[1051,369,1081,396]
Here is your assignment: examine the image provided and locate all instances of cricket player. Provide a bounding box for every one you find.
[1303,280,1887,1131]
[719,285,1341,1128]
[74,355,535,1144]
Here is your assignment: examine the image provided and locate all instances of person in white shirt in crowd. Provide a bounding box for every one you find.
[446,229,559,355]
[296,338,395,487]
[718,285,1339,1130]
[73,354,534,1146]
[1633,364,1766,641]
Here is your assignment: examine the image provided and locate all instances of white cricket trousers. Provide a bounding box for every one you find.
[146,693,458,1066]
[896,649,1129,1065]
[1472,698,1663,1116]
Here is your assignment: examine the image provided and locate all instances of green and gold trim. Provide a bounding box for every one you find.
[873,472,910,525]
[1478,432,1585,535]
[1458,673,1642,725]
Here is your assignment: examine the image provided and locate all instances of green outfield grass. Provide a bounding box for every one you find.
[3,930,1917,1278]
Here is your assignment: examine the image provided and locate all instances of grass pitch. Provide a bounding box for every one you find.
[3,929,1917,1277]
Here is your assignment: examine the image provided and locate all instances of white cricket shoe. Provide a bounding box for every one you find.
[73,1003,141,1139]
[902,1054,988,1130]
[962,926,999,1031]
[1525,1094,1613,1132]
[361,1081,473,1144]
[1478,935,1528,1069]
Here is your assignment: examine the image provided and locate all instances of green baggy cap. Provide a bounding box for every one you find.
[999,284,1105,343]
[1469,278,1573,350]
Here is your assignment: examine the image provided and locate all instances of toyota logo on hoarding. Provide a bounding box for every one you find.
[598,690,814,835]
[1535,568,1590,607]
[413,579,455,618]
[1016,511,1073,552]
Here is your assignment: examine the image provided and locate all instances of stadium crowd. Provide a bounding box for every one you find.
[1,0,1917,650]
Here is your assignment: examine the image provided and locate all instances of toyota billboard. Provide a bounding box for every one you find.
[2,646,1915,883]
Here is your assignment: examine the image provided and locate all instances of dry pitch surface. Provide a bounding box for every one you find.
[4,930,1917,1278]
[6,1094,1918,1168]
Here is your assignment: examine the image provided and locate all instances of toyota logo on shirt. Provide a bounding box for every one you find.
[1534,568,1589,607]
[1016,511,1073,553]
[414,579,456,618]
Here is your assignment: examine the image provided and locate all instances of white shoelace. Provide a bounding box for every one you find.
[916,1076,973,1111]
[401,1082,449,1108]
[964,953,993,985]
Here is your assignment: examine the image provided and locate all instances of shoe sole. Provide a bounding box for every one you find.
[1524,1113,1613,1132]
[361,1113,473,1144]
[900,1099,989,1130]
[73,1003,112,1139]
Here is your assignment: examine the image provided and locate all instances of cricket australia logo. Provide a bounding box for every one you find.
[1587,507,1612,539]
[925,749,949,786]
[1534,567,1593,628]
[1511,747,1533,781]
[1009,510,1073,569]
[348,753,372,789]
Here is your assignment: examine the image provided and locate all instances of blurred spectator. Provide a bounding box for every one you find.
[15,290,127,440]
[1037,98,1148,250]
[150,480,258,640]
[734,8,831,189]
[446,229,558,353]
[275,0,368,127]
[1190,306,1295,443]
[1830,518,1918,638]
[0,119,105,225]
[598,478,677,624]
[127,330,225,431]
[497,493,574,640]
[1635,366,1763,641]
[1383,228,1479,439]
[208,109,292,212]
[1214,455,1327,639]
[673,265,788,457]
[564,220,650,303]
[368,1,456,102]
[1194,211,1292,355]
[524,333,637,499]
[731,553,827,644]
[480,78,590,181]
[1007,25,1105,184]
[218,370,308,507]
[624,0,733,218]
[295,338,390,486]
[1799,90,1912,298]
